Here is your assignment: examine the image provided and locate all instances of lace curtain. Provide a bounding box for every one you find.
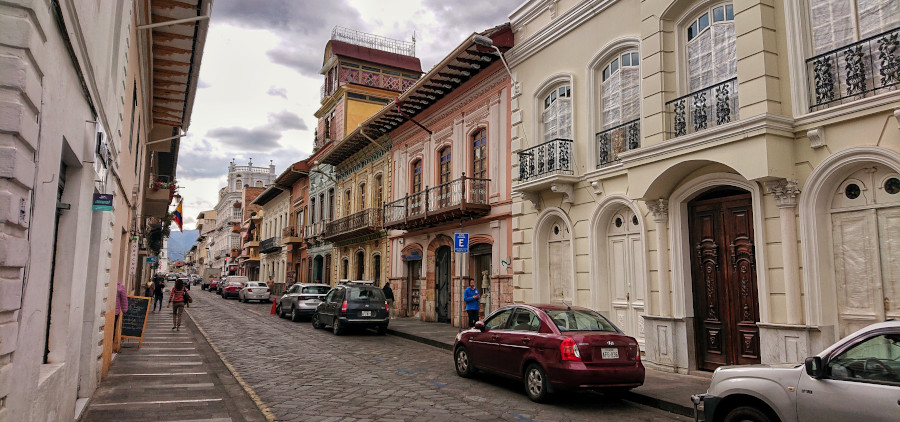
[601,67,640,129]
[811,0,900,54]
[543,89,572,141]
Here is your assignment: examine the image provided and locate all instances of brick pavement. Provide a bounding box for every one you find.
[81,303,267,422]
[187,289,691,422]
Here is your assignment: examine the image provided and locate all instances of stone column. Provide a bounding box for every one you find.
[646,199,671,317]
[765,179,803,325]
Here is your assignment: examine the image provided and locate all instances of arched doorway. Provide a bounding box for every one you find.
[688,186,760,370]
[605,207,646,346]
[312,255,324,284]
[435,246,451,323]
[547,220,572,303]
[355,250,365,280]
[830,166,900,337]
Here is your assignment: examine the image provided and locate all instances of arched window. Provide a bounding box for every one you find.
[686,3,736,92]
[341,258,349,279]
[411,160,423,193]
[344,189,351,216]
[811,0,899,55]
[373,254,382,285]
[235,179,242,190]
[255,180,263,187]
[358,182,366,209]
[601,50,640,128]
[439,147,452,185]
[471,129,487,179]
[543,85,572,141]
[375,175,383,208]
[310,198,316,224]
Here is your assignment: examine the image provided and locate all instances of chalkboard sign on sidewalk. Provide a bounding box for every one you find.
[121,296,151,347]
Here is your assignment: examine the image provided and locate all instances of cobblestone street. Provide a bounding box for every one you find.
[185,290,689,422]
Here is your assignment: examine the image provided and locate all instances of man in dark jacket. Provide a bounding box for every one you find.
[382,282,395,319]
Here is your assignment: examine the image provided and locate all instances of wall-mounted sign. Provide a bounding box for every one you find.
[454,233,469,253]
[402,249,422,261]
[145,256,158,264]
[92,193,113,211]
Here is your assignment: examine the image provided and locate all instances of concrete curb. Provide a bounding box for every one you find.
[386,327,695,418]
[187,310,278,422]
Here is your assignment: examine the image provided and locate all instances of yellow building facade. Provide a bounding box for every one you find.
[509,0,899,373]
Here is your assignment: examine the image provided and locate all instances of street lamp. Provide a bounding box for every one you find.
[471,35,515,85]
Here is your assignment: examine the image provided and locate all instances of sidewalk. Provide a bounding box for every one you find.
[81,307,267,421]
[385,317,709,417]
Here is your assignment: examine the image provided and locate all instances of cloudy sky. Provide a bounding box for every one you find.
[176,0,519,229]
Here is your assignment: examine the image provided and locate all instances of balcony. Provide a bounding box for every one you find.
[144,175,174,217]
[807,27,900,111]
[260,236,282,254]
[323,208,383,241]
[666,78,738,138]
[596,119,640,168]
[282,226,303,244]
[384,176,490,231]
[231,224,241,233]
[244,239,259,248]
[514,139,579,205]
[304,220,329,241]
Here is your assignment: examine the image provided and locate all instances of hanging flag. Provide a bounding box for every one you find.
[173,199,184,232]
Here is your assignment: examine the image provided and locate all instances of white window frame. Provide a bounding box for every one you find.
[586,38,640,172]
[532,73,575,145]
[677,2,737,95]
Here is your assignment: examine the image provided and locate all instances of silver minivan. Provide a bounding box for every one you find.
[277,283,331,321]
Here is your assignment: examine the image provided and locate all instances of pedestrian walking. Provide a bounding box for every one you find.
[463,279,480,328]
[144,278,154,297]
[167,279,188,331]
[114,280,128,352]
[382,282,395,319]
[152,277,165,312]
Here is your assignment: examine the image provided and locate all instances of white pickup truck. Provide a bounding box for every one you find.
[692,321,900,422]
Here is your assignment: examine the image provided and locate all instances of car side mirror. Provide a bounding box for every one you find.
[474,321,485,331]
[805,356,825,379]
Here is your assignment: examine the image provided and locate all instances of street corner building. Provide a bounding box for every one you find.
[506,0,900,374]
[0,0,211,420]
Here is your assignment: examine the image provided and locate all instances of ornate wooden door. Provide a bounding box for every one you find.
[435,246,451,323]
[689,192,760,371]
[607,209,646,347]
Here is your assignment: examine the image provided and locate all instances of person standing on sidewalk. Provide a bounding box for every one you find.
[114,280,128,351]
[151,277,165,312]
[382,282,395,319]
[167,279,187,330]
[463,279,480,328]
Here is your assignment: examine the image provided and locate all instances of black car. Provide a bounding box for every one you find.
[312,284,389,335]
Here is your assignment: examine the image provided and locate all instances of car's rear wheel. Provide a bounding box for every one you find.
[291,307,301,322]
[524,364,550,403]
[454,347,474,378]
[332,318,344,335]
[311,313,323,329]
[723,406,771,422]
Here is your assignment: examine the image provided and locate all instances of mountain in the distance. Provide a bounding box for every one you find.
[167,229,198,261]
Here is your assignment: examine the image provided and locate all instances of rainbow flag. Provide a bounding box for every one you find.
[173,199,183,232]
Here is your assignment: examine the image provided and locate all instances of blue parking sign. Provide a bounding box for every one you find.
[454,233,469,253]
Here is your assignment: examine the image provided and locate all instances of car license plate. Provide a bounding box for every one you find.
[601,348,619,359]
[360,311,372,317]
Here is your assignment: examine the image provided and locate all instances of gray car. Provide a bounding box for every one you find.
[277,283,331,321]
[693,320,900,422]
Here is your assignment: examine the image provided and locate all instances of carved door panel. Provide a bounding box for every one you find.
[689,193,759,371]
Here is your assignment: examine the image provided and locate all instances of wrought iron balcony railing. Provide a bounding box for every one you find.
[807,27,900,111]
[384,176,490,230]
[323,208,383,241]
[596,119,640,168]
[260,236,282,254]
[304,220,330,240]
[666,78,738,138]
[518,139,574,183]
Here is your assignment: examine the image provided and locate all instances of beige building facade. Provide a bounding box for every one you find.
[508,0,899,374]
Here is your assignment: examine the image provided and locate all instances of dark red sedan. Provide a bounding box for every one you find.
[453,304,644,402]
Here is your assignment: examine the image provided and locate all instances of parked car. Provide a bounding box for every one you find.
[221,281,244,299]
[277,283,331,321]
[190,274,201,285]
[692,320,900,422]
[166,273,178,282]
[312,283,389,335]
[208,278,220,292]
[177,276,191,290]
[238,281,271,303]
[453,304,643,402]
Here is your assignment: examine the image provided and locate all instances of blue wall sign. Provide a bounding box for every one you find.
[454,233,469,253]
